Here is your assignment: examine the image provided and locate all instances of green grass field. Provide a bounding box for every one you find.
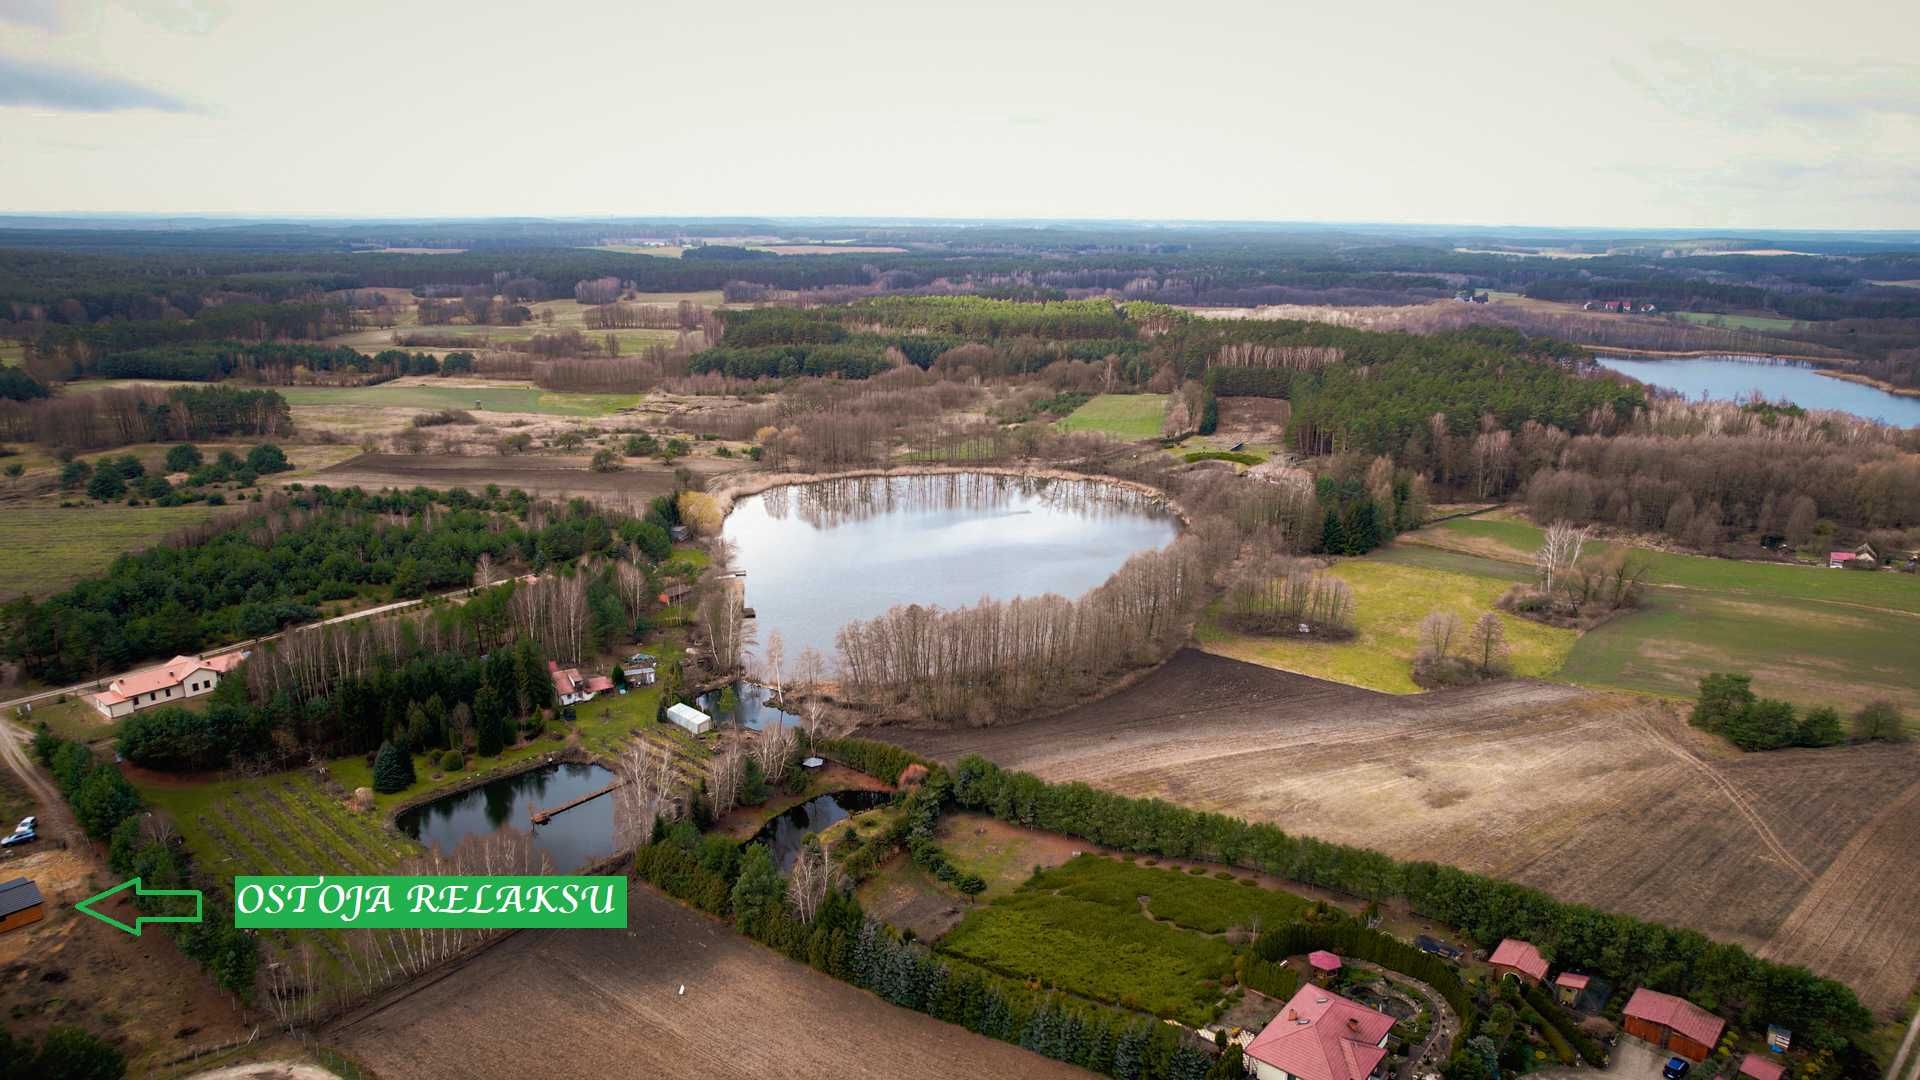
[0,505,219,601]
[1673,311,1802,331]
[1056,394,1168,439]
[938,854,1259,1023]
[1418,517,1920,716]
[1197,547,1576,694]
[276,383,637,416]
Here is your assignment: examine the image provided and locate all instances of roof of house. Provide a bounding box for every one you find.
[1489,938,1550,981]
[582,675,615,694]
[1246,986,1395,1080]
[1624,988,1725,1048]
[98,652,247,705]
[1308,950,1343,970]
[0,877,44,918]
[666,703,710,725]
[548,660,609,697]
[1739,1054,1784,1080]
[1555,972,1592,990]
[1829,551,1857,562]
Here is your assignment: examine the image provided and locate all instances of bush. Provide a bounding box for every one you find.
[441,750,465,772]
[245,443,290,474]
[1852,699,1908,742]
[1183,450,1263,465]
[372,740,416,793]
[8,1023,127,1080]
[165,443,203,472]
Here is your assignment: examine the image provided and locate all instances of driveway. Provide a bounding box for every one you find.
[1531,1036,1670,1080]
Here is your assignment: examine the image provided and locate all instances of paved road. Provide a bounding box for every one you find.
[0,574,537,719]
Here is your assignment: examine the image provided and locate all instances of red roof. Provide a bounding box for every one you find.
[1740,1054,1784,1080]
[1555,972,1591,990]
[1489,938,1549,981]
[1828,551,1856,563]
[1309,950,1343,971]
[1624,988,1724,1048]
[1246,986,1395,1080]
[547,660,609,698]
[96,652,247,705]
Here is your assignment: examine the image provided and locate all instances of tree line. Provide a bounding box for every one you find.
[0,383,291,451]
[1690,673,1906,752]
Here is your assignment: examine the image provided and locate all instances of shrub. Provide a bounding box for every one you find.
[165,443,203,472]
[441,750,464,772]
[1183,450,1263,465]
[1852,699,1908,742]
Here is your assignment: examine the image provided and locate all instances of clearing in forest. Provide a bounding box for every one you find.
[887,649,1920,1014]
[1056,393,1168,439]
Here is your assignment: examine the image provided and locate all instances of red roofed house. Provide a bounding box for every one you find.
[1623,988,1725,1061]
[1828,551,1858,569]
[1739,1053,1785,1080]
[1488,938,1549,985]
[549,660,615,707]
[90,652,249,719]
[1245,985,1396,1080]
[1554,971,1591,1008]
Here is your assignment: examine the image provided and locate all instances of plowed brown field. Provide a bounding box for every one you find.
[889,650,1920,1014]
[329,885,1090,1079]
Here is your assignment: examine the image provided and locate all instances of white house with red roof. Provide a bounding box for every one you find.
[549,661,615,707]
[1245,985,1396,1080]
[89,652,249,719]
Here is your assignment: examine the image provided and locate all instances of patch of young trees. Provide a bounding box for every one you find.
[1219,557,1356,638]
[1412,610,1509,687]
[1689,673,1852,751]
[0,384,291,451]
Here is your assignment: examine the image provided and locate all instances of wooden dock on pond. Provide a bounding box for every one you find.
[530,779,623,824]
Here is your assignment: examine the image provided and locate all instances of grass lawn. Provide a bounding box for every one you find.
[0,504,219,601]
[275,382,637,417]
[1415,516,1920,718]
[137,769,421,878]
[1056,394,1168,440]
[1197,546,1576,694]
[1673,311,1801,331]
[939,855,1238,1023]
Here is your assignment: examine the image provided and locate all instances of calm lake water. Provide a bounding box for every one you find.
[749,789,892,872]
[722,472,1180,659]
[696,681,793,732]
[1594,354,1920,426]
[396,762,616,871]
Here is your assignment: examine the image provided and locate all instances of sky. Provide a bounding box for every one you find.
[1,0,1917,229]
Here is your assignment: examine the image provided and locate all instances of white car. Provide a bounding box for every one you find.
[13,816,33,833]
[1,828,34,848]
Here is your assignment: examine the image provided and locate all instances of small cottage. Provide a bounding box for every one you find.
[1488,938,1549,985]
[1555,972,1591,1008]
[549,661,614,707]
[1245,985,1396,1080]
[621,653,658,685]
[667,702,712,736]
[90,651,250,719]
[0,878,45,935]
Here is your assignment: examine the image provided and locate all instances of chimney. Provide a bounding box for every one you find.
[1347,1017,1360,1032]
[1287,1010,1296,1021]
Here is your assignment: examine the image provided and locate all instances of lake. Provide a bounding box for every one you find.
[396,762,617,872]
[749,789,893,872]
[1593,354,1920,427]
[721,472,1180,659]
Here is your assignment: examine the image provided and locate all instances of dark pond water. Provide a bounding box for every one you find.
[695,681,794,732]
[722,472,1180,658]
[1594,353,1920,426]
[749,789,892,872]
[396,762,617,872]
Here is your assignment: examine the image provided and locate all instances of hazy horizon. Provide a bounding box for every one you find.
[2,0,1918,228]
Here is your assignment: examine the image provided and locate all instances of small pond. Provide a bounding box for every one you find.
[749,789,892,872]
[696,681,795,732]
[1594,353,1920,426]
[722,472,1180,658]
[396,762,617,872]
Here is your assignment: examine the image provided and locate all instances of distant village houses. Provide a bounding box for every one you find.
[89,652,249,719]
[1581,299,1657,313]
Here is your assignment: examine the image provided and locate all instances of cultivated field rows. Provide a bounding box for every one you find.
[890,650,1920,1013]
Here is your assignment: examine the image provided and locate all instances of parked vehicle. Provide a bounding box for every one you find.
[1,828,36,848]
[13,816,33,833]
[1663,1057,1692,1080]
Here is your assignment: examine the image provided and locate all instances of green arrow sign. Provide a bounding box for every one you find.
[75,877,204,936]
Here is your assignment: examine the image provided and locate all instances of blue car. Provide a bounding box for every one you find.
[1663,1057,1692,1080]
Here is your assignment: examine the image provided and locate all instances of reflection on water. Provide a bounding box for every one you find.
[696,682,793,732]
[396,762,617,871]
[723,472,1179,658]
[1594,353,1920,427]
[748,789,893,872]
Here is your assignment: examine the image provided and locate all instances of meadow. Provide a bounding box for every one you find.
[1196,545,1575,694]
[1672,311,1803,331]
[1055,394,1167,439]
[1418,516,1920,716]
[275,381,637,416]
[0,504,219,601]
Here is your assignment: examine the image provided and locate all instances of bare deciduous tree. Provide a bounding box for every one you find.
[1466,612,1510,675]
[1417,611,1462,660]
[1533,521,1590,597]
[787,840,841,924]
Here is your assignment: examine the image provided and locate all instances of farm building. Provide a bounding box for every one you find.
[0,878,45,935]
[1622,988,1725,1061]
[1739,1053,1785,1080]
[1245,984,1396,1080]
[1828,551,1860,569]
[549,661,615,707]
[667,703,712,736]
[89,651,249,719]
[1488,938,1549,984]
[621,653,658,685]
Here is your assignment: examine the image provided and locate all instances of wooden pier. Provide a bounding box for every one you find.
[530,779,623,824]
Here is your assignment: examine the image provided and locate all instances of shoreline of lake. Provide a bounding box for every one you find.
[1593,352,1920,425]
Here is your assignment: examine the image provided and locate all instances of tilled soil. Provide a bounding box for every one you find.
[887,650,1920,1013]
